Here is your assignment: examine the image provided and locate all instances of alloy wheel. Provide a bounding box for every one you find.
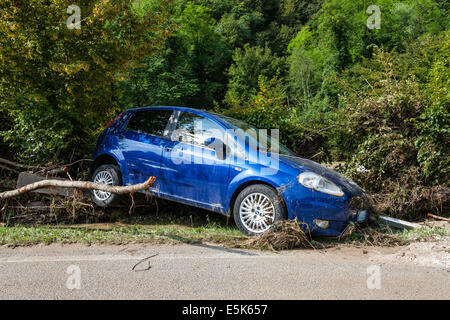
[93,170,114,201]
[239,192,275,233]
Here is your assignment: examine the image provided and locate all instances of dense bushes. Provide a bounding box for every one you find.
[223,76,330,158]
[335,39,449,218]
[0,0,173,161]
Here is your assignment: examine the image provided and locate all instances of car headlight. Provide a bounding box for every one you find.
[298,172,344,197]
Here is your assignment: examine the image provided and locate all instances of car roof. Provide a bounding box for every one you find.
[127,106,231,128]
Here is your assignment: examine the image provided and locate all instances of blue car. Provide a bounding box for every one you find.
[90,106,369,236]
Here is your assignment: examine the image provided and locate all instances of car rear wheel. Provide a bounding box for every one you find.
[91,164,123,207]
[233,184,287,236]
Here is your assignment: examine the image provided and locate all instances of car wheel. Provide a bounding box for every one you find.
[233,184,287,236]
[91,164,123,207]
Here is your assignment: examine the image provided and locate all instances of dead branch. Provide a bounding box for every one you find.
[132,253,159,272]
[0,157,92,175]
[38,158,93,175]
[0,177,156,200]
[0,164,19,174]
[0,157,39,170]
[299,125,337,145]
[427,213,450,222]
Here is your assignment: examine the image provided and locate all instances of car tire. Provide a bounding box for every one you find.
[91,164,123,207]
[233,184,287,236]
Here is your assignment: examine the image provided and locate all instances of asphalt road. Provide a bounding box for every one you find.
[0,243,448,299]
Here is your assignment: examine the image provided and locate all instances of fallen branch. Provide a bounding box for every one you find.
[0,177,156,200]
[0,157,92,175]
[0,157,40,170]
[0,164,19,174]
[132,253,159,272]
[427,213,450,222]
[38,158,93,175]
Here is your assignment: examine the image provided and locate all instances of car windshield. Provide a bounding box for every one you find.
[213,113,295,156]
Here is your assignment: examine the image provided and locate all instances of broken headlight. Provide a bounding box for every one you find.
[298,172,344,197]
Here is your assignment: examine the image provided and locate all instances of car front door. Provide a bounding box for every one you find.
[118,109,175,189]
[159,111,230,212]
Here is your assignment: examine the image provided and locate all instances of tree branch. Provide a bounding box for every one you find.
[299,125,337,145]
[0,177,156,200]
[0,157,40,170]
[0,164,20,174]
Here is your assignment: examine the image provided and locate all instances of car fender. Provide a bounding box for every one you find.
[225,170,294,214]
[92,150,129,183]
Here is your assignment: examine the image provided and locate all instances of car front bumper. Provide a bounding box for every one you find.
[280,183,369,236]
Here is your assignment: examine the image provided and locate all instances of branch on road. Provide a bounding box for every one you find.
[132,253,159,272]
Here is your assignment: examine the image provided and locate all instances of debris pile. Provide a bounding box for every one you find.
[338,223,407,246]
[245,220,315,251]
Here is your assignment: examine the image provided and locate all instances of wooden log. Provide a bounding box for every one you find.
[1,176,156,200]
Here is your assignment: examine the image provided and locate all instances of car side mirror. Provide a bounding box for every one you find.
[204,137,227,160]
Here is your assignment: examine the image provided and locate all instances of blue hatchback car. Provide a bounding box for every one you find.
[90,106,369,236]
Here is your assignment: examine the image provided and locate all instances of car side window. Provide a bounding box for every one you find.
[172,112,223,147]
[126,110,173,137]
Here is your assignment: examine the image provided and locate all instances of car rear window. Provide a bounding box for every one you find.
[126,109,173,137]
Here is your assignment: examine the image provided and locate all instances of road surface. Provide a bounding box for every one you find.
[0,243,448,299]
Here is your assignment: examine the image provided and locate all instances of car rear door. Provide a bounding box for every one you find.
[159,111,230,212]
[118,109,175,189]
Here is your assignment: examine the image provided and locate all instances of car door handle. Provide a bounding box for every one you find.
[165,147,173,152]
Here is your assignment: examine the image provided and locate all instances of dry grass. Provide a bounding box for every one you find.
[338,223,408,246]
[243,219,316,251]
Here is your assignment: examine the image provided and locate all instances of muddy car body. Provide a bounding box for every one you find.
[90,106,368,236]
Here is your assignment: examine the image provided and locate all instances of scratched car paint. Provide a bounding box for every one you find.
[90,106,369,236]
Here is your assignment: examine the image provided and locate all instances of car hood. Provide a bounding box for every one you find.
[279,155,365,197]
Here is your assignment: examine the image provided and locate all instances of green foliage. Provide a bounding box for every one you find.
[287,0,449,108]
[0,0,173,161]
[211,0,322,55]
[118,1,231,109]
[225,45,287,106]
[336,43,449,217]
[2,102,74,159]
[223,76,322,156]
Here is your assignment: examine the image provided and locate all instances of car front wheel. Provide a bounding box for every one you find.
[233,184,287,236]
[91,164,123,207]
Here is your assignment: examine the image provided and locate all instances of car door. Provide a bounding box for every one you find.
[159,111,230,211]
[118,109,175,189]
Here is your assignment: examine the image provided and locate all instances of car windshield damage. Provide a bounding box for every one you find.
[213,113,295,156]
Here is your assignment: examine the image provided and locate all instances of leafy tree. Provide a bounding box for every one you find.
[118,1,231,109]
[225,44,287,106]
[287,0,448,106]
[0,0,173,160]
[177,2,231,106]
[212,0,322,55]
